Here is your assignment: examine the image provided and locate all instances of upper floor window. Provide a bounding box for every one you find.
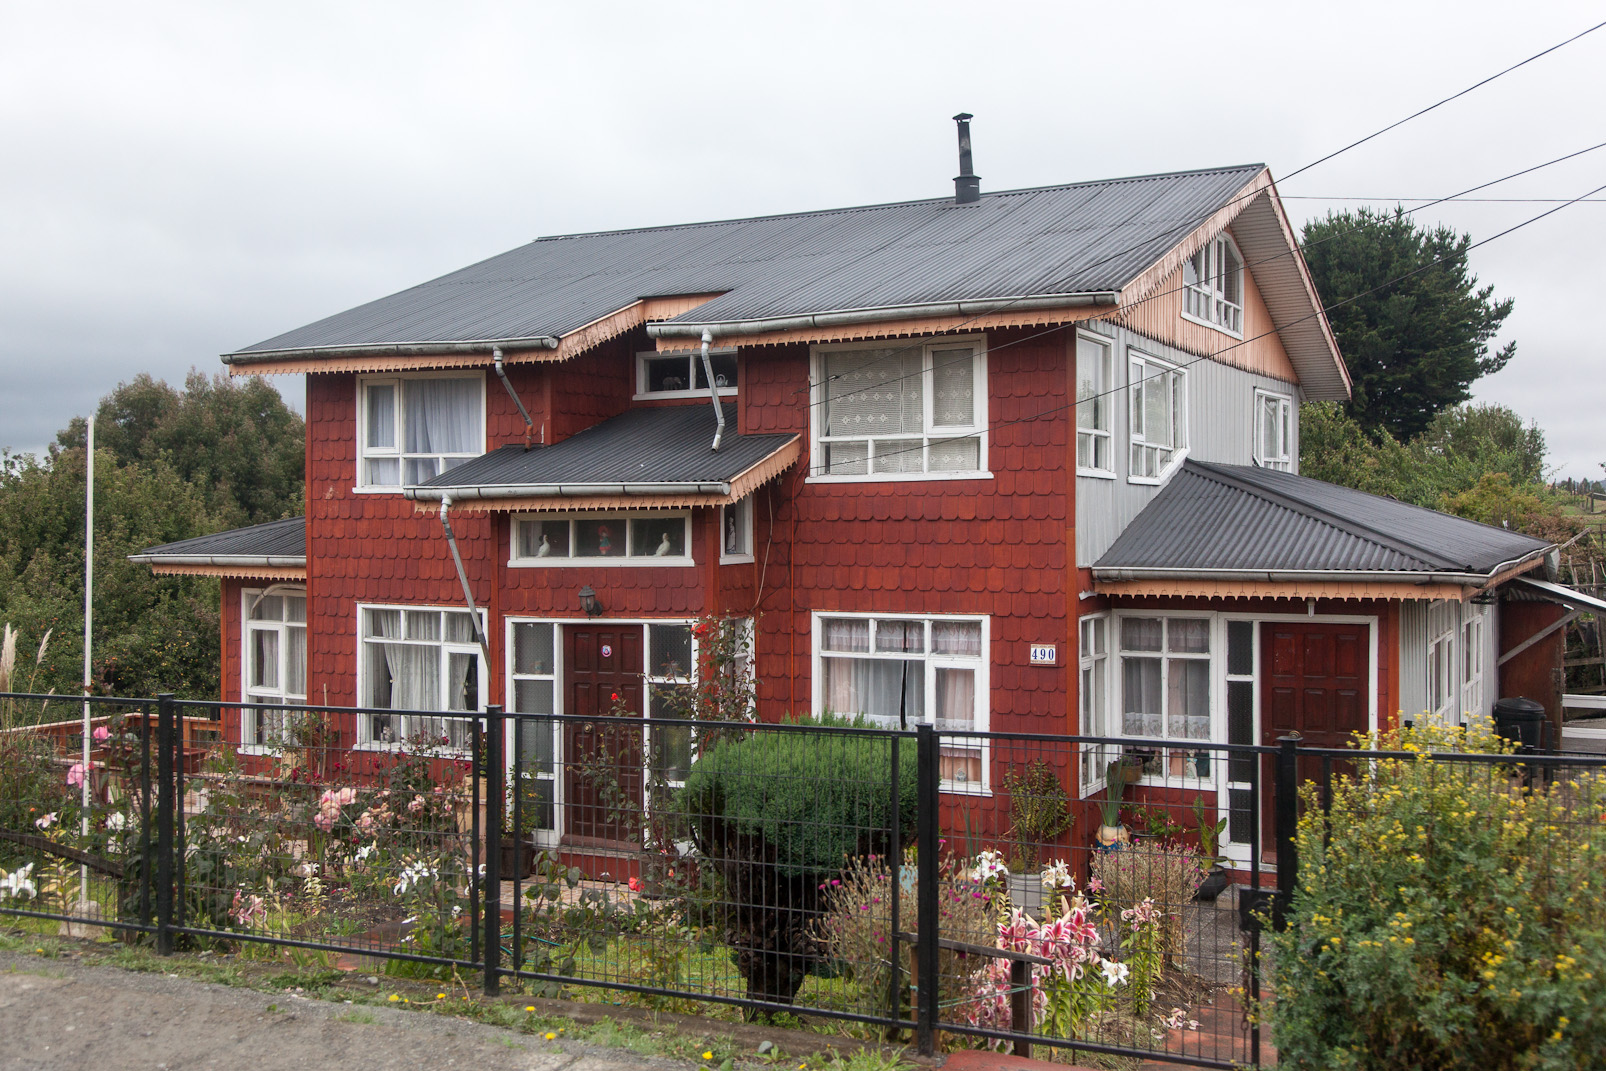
[243,588,306,748]
[511,514,692,566]
[720,498,754,563]
[1076,333,1114,476]
[1183,234,1244,336]
[359,373,484,489]
[813,338,986,479]
[1129,351,1186,482]
[636,349,738,399]
[1254,390,1293,471]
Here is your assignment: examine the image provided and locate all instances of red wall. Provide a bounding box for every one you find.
[1499,598,1566,745]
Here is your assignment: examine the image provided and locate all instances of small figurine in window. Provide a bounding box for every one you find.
[726,514,738,553]
[654,532,673,557]
[536,533,552,557]
[598,525,613,555]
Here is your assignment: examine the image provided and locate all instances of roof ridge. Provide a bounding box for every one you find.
[1181,460,1455,570]
[528,165,1267,244]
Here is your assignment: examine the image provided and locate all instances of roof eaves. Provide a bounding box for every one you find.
[647,291,1120,340]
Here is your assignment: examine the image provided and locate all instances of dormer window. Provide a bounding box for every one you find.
[636,349,738,400]
[358,373,485,489]
[1182,234,1244,336]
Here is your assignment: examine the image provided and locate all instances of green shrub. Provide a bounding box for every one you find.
[1268,724,1606,1070]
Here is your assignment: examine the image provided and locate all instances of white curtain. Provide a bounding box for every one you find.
[1122,656,1162,737]
[821,656,922,727]
[404,378,481,455]
[822,618,870,653]
[935,667,975,731]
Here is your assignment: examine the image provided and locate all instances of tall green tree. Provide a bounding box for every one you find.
[1301,207,1515,442]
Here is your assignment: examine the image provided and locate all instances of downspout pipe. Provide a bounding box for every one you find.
[439,495,493,663]
[493,347,537,450]
[698,328,726,452]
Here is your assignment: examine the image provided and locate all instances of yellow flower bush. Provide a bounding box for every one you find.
[1268,723,1606,1070]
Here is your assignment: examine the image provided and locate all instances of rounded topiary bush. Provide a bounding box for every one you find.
[680,716,916,1013]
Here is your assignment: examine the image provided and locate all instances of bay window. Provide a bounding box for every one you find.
[359,605,483,747]
[358,374,484,489]
[815,614,987,788]
[1078,615,1110,788]
[243,589,306,748]
[1129,352,1186,480]
[813,338,986,478]
[1119,616,1211,780]
[1254,390,1293,471]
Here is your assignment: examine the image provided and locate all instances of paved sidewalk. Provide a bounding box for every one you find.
[0,950,695,1071]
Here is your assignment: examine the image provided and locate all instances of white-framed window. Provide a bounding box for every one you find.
[1078,615,1110,790]
[358,605,484,748]
[1118,615,1212,781]
[1254,390,1294,471]
[511,514,693,566]
[814,613,988,790]
[242,588,307,749]
[1129,351,1187,481]
[645,622,697,787]
[1463,604,1488,722]
[1426,600,1459,725]
[636,349,738,400]
[720,498,754,563]
[812,337,987,479]
[1182,233,1244,336]
[508,621,559,840]
[1222,619,1256,847]
[357,373,485,490]
[1076,333,1114,476]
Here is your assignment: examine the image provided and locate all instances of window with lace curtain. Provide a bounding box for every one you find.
[358,605,484,748]
[1118,615,1212,781]
[812,338,986,479]
[814,613,988,790]
[357,373,484,489]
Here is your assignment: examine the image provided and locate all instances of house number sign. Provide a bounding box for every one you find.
[1029,644,1057,665]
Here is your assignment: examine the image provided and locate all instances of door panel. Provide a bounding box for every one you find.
[562,626,644,847]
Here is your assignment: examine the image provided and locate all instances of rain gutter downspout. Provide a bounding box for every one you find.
[439,495,493,663]
[493,347,537,449]
[699,329,725,452]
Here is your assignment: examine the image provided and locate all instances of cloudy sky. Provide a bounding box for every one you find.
[2,1,1602,477]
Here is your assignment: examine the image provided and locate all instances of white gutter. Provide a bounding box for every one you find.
[438,496,492,658]
[406,481,732,502]
[646,292,1120,340]
[126,553,306,567]
[222,335,561,366]
[699,329,725,452]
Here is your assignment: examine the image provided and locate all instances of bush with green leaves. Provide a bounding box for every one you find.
[1268,724,1606,1070]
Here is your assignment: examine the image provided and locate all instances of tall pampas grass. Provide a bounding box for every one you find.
[0,624,53,730]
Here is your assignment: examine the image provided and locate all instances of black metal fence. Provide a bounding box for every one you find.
[11,692,1599,1068]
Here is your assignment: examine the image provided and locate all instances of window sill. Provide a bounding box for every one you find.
[806,471,994,485]
[1127,450,1188,487]
[719,553,755,565]
[633,387,738,402]
[1180,309,1244,340]
[1077,468,1117,481]
[508,557,695,569]
[351,739,473,757]
[238,744,283,757]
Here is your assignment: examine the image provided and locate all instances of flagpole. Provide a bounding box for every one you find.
[80,413,93,905]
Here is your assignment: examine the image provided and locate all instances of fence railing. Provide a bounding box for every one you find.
[12,692,1600,1067]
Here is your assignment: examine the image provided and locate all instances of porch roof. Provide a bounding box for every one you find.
[128,516,307,580]
[405,402,800,512]
[1093,460,1553,594]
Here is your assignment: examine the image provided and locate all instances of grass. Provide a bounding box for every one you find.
[0,927,917,1071]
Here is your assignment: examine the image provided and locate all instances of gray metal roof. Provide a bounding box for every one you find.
[406,403,797,501]
[228,166,1264,359]
[1094,461,1552,580]
[130,516,306,565]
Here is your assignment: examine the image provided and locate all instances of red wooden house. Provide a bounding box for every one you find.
[133,136,1593,864]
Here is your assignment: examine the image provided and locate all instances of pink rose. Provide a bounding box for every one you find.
[66,763,86,788]
[92,726,110,743]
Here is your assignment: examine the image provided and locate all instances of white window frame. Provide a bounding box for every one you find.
[507,620,561,845]
[1181,233,1245,338]
[811,612,989,793]
[356,603,486,750]
[1426,599,1461,726]
[1253,389,1294,471]
[241,587,307,752]
[1462,604,1489,723]
[719,498,755,564]
[1078,614,1111,792]
[635,348,739,400]
[509,513,694,567]
[355,372,486,492]
[1115,612,1215,788]
[1128,349,1188,484]
[809,335,990,483]
[1075,332,1115,478]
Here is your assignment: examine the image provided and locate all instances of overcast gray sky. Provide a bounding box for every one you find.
[2,1,1602,477]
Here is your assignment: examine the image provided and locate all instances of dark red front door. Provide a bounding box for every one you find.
[563,625,644,847]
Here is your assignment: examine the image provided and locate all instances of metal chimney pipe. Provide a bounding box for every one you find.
[953,112,981,204]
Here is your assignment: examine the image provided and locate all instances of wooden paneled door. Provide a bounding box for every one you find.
[562,625,644,848]
[1261,622,1370,846]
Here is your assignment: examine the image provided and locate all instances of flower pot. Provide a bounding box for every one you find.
[1007,872,1047,917]
[1194,864,1230,903]
[497,835,535,879]
[1096,824,1127,848]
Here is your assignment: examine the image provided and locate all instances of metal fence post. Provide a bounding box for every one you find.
[915,724,939,1057]
[154,693,175,955]
[483,704,504,997]
[1274,733,1302,930]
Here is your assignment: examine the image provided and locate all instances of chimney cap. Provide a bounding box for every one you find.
[953,111,973,122]
[952,112,980,204]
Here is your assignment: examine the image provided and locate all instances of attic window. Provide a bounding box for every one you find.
[637,349,738,400]
[1182,234,1244,336]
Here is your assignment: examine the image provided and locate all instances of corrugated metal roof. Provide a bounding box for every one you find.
[409,403,796,495]
[230,166,1264,357]
[130,516,306,562]
[1094,461,1552,577]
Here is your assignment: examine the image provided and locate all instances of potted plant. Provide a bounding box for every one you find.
[499,774,542,879]
[1097,757,1134,847]
[1190,796,1230,902]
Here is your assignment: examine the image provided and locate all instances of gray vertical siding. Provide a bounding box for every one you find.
[1075,324,1301,566]
[1397,600,1428,720]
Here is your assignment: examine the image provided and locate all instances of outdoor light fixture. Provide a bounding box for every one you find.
[578,585,603,617]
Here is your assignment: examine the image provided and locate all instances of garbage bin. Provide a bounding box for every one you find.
[1492,697,1548,751]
